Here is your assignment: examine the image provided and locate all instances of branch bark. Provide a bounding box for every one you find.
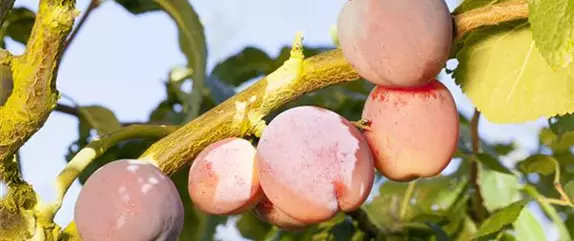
[0,0,76,182]
[139,1,530,176]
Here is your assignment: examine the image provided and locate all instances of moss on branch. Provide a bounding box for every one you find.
[139,1,529,176]
[0,0,76,183]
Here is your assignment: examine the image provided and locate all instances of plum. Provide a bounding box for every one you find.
[74,159,184,241]
[253,195,309,231]
[361,80,459,181]
[337,0,453,88]
[188,137,263,215]
[256,106,375,224]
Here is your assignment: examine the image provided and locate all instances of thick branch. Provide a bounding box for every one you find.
[0,0,76,180]
[454,0,528,40]
[140,1,529,176]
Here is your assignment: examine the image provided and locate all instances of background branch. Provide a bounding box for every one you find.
[469,109,488,223]
[0,0,15,27]
[138,1,530,176]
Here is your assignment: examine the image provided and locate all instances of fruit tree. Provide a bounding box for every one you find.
[1,0,574,240]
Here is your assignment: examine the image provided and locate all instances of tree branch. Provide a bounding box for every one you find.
[0,0,15,27]
[469,109,488,223]
[0,0,76,182]
[454,0,528,41]
[138,1,529,176]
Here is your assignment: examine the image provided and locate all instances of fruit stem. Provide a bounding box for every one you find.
[352,119,372,131]
[399,180,417,220]
[43,124,178,220]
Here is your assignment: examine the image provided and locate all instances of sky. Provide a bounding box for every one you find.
[0,0,560,240]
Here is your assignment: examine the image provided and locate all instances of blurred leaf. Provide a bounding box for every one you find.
[492,143,515,156]
[454,216,477,241]
[523,185,572,241]
[565,214,574,239]
[0,64,12,106]
[153,0,207,119]
[539,128,574,153]
[474,153,513,175]
[496,232,517,241]
[475,200,528,238]
[478,162,521,212]
[513,207,545,241]
[516,154,557,176]
[365,170,468,233]
[114,0,160,14]
[1,7,35,45]
[204,76,235,104]
[564,181,574,200]
[549,113,574,138]
[210,47,274,86]
[236,211,272,240]
[308,214,359,241]
[78,105,122,135]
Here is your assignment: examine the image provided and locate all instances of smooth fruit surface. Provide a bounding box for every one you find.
[256,106,375,224]
[337,0,453,88]
[253,195,309,231]
[188,137,262,215]
[74,159,184,241]
[361,80,459,181]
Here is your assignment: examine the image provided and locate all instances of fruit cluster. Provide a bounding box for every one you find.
[73,0,459,239]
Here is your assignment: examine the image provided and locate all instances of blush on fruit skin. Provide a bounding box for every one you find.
[253,195,309,231]
[188,137,263,215]
[256,106,375,224]
[337,0,453,88]
[361,80,459,182]
[74,159,184,241]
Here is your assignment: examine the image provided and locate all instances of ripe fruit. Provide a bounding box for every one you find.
[188,137,263,215]
[256,106,375,224]
[74,159,184,241]
[253,195,309,231]
[337,0,453,88]
[361,80,459,181]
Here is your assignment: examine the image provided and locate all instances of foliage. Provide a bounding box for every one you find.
[1,0,574,240]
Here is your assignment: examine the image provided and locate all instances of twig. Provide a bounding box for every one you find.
[469,109,489,223]
[61,0,100,58]
[137,1,531,176]
[453,0,529,41]
[346,208,382,239]
[41,124,178,220]
[0,0,15,27]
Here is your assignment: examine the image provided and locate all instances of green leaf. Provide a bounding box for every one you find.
[516,154,557,176]
[475,200,528,238]
[513,207,546,241]
[496,232,517,241]
[210,47,274,86]
[477,162,521,212]
[454,216,478,241]
[78,105,122,135]
[528,0,574,69]
[425,221,449,241]
[1,7,35,45]
[114,0,160,14]
[236,211,272,240]
[475,153,514,175]
[0,64,12,106]
[523,185,572,241]
[564,181,574,200]
[549,113,574,138]
[452,21,574,124]
[539,127,574,152]
[153,0,207,119]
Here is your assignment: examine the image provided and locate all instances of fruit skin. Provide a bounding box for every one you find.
[361,80,459,181]
[74,159,184,241]
[253,195,309,231]
[188,137,263,215]
[256,106,375,224]
[337,0,453,88]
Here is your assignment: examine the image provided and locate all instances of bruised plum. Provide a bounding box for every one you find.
[74,159,184,241]
[188,137,263,215]
[256,106,375,224]
[361,80,459,181]
[337,0,453,88]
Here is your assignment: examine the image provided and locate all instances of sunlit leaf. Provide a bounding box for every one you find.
[453,22,574,123]
[78,105,122,135]
[478,162,521,212]
[475,153,513,175]
[513,207,545,241]
[516,154,557,176]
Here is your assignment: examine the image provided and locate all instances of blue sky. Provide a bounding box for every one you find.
[0,0,559,240]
